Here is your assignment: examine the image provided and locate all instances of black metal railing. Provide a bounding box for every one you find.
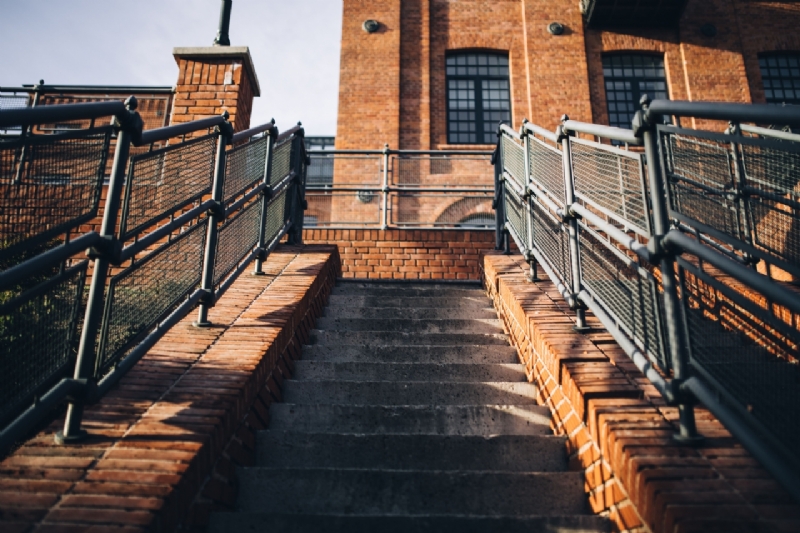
[495,99,800,502]
[305,146,494,229]
[0,98,307,454]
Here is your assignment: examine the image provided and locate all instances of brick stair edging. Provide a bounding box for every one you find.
[0,244,341,533]
[480,251,800,533]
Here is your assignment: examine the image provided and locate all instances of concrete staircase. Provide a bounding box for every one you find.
[209,282,609,532]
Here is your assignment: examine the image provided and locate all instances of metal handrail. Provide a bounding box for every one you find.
[0,100,126,128]
[232,120,277,144]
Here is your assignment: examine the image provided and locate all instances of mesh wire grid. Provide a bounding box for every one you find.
[503,185,528,255]
[120,135,216,240]
[320,154,384,188]
[0,94,29,131]
[681,263,800,463]
[269,139,293,186]
[307,153,334,187]
[570,138,649,236]
[502,135,526,191]
[391,154,493,188]
[0,261,86,427]
[531,199,572,290]
[390,192,493,227]
[264,187,289,246]
[304,191,382,227]
[223,136,268,203]
[97,221,206,374]
[529,136,566,206]
[740,141,800,266]
[579,225,668,369]
[214,199,261,287]
[0,132,108,258]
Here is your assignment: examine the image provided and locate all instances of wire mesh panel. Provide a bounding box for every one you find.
[570,138,649,236]
[0,93,30,132]
[0,130,110,259]
[120,135,216,240]
[740,139,800,267]
[391,154,493,188]
[224,136,268,203]
[264,187,289,246]
[579,225,668,369]
[660,129,743,240]
[501,134,526,191]
[529,136,565,206]
[0,261,86,427]
[503,185,528,254]
[97,221,206,374]
[680,260,800,465]
[214,199,261,286]
[389,192,493,228]
[269,139,293,186]
[307,153,334,187]
[531,199,572,290]
[305,191,382,227]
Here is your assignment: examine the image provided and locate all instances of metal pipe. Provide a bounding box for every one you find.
[563,119,643,146]
[253,132,276,274]
[225,181,268,218]
[306,185,493,193]
[522,128,537,280]
[307,149,493,156]
[523,122,559,143]
[500,123,521,140]
[647,99,800,127]
[739,123,800,143]
[569,203,652,262]
[232,120,276,144]
[213,0,233,46]
[9,84,174,94]
[381,144,390,230]
[0,101,126,128]
[138,115,227,146]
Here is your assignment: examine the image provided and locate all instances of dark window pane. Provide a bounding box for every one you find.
[602,53,668,130]
[759,53,800,105]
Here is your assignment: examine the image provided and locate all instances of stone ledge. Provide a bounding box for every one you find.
[481,251,800,533]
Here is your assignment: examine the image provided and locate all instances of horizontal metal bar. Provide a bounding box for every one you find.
[0,378,85,457]
[500,123,521,140]
[13,84,175,94]
[528,182,564,215]
[93,289,205,399]
[648,99,800,127]
[578,289,674,402]
[664,230,800,315]
[225,183,267,218]
[743,185,800,212]
[0,101,126,128]
[0,232,102,290]
[138,116,224,146]
[305,186,493,194]
[563,120,643,145]
[681,377,800,504]
[530,247,573,304]
[231,121,277,144]
[739,123,800,143]
[119,201,214,262]
[276,125,303,143]
[523,121,559,143]
[307,149,494,157]
[570,203,652,262]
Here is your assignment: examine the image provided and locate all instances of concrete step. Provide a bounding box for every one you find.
[282,380,538,406]
[327,295,494,310]
[300,344,519,364]
[257,431,567,472]
[235,468,588,516]
[331,285,486,298]
[314,317,503,334]
[268,404,552,435]
[308,330,509,347]
[293,361,527,382]
[208,513,611,533]
[323,305,498,320]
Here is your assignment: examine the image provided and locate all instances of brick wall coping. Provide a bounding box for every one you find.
[481,251,800,533]
[172,46,261,96]
[0,244,339,533]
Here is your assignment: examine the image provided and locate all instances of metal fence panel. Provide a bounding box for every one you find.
[392,154,493,188]
[120,135,216,240]
[224,136,268,203]
[0,130,110,259]
[214,199,261,286]
[529,136,565,206]
[501,134,526,191]
[503,184,528,255]
[307,153,334,187]
[0,261,87,427]
[304,191,382,227]
[269,139,293,186]
[389,192,493,228]
[570,137,650,236]
[97,221,206,374]
[531,199,572,290]
[264,187,289,246]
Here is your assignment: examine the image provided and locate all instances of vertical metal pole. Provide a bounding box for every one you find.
[213,0,232,46]
[57,98,142,444]
[13,82,43,185]
[642,117,701,442]
[253,129,276,275]
[381,143,390,230]
[195,113,232,326]
[560,117,588,331]
[287,125,307,245]
[522,124,538,281]
[727,122,756,267]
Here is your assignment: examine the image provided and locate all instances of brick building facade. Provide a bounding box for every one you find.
[336,0,800,149]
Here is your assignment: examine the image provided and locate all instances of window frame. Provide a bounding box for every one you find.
[758,52,800,106]
[602,52,669,130]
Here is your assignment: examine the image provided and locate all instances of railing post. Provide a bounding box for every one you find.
[559,115,589,332]
[287,124,307,245]
[381,143,390,230]
[57,97,143,444]
[195,112,233,327]
[639,97,702,443]
[493,129,505,251]
[521,121,538,281]
[253,125,277,275]
[726,121,758,269]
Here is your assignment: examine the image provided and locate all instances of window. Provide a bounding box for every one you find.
[602,54,668,129]
[446,52,511,144]
[759,54,800,105]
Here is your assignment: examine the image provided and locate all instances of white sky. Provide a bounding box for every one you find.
[0,0,343,135]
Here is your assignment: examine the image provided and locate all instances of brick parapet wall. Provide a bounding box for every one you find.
[481,251,800,533]
[0,244,340,533]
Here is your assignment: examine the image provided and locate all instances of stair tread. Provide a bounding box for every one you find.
[293,361,527,382]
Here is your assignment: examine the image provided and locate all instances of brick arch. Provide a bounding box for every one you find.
[434,196,494,227]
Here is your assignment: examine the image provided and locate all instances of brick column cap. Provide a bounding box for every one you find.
[172,46,261,96]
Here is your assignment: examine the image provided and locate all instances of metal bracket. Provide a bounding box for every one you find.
[86,236,122,265]
[262,185,274,200]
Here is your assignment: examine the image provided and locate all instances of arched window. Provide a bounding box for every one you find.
[759,53,800,105]
[446,52,511,144]
[602,54,668,129]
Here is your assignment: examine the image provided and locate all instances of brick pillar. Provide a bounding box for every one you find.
[171,46,261,133]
